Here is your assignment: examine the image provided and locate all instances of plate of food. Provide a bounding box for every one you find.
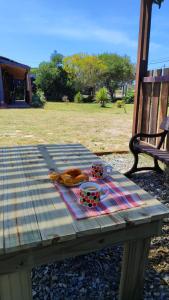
[49,168,89,187]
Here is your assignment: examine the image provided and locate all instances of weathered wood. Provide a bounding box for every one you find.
[133,0,153,135]
[1,143,169,256]
[0,220,162,275]
[148,69,161,145]
[0,270,32,300]
[0,143,169,300]
[143,74,169,83]
[141,70,153,140]
[119,237,151,300]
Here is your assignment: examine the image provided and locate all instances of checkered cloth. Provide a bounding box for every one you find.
[54,176,143,220]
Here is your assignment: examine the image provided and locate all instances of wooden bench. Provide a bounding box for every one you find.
[125,117,169,177]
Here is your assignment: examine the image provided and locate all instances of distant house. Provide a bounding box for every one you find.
[0,56,32,106]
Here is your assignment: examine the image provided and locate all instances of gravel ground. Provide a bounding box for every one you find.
[32,154,169,300]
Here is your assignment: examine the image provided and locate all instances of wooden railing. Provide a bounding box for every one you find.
[136,67,169,149]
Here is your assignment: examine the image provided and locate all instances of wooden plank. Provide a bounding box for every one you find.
[157,68,169,147]
[119,237,150,300]
[143,74,169,83]
[0,270,32,300]
[141,70,152,139]
[136,81,144,134]
[18,146,77,245]
[2,149,42,253]
[111,170,169,223]
[132,0,153,135]
[149,69,162,145]
[0,220,163,275]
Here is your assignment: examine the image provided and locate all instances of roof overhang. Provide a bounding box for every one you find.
[0,56,30,80]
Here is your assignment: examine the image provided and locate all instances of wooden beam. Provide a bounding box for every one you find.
[0,67,4,104]
[143,75,169,83]
[25,73,32,104]
[132,0,153,135]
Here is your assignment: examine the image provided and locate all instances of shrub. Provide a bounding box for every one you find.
[31,90,46,108]
[124,89,135,104]
[74,92,83,103]
[95,87,110,107]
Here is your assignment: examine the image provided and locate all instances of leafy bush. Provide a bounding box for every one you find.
[74,92,83,103]
[31,90,46,108]
[95,87,110,107]
[123,89,135,104]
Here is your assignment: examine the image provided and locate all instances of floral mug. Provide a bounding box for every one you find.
[79,182,109,208]
[91,161,113,179]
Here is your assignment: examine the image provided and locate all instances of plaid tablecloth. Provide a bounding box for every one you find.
[53,175,143,220]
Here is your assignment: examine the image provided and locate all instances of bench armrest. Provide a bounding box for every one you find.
[129,131,166,152]
[132,132,164,140]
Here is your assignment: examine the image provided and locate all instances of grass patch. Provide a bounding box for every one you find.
[0,102,133,152]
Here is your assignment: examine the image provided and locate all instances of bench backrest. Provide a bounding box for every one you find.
[160,117,169,131]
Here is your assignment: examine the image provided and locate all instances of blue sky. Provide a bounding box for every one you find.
[0,0,169,68]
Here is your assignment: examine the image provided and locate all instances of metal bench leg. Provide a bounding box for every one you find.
[124,151,139,177]
[154,158,163,173]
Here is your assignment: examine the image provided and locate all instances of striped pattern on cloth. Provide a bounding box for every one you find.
[54,176,143,220]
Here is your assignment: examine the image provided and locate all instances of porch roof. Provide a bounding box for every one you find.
[0,56,30,80]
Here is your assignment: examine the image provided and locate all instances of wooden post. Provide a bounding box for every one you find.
[25,72,32,104]
[0,270,32,300]
[119,237,151,300]
[132,0,153,135]
[0,67,4,105]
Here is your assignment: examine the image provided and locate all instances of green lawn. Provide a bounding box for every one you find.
[0,102,133,152]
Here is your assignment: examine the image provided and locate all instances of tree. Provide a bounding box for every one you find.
[63,53,106,96]
[50,50,64,67]
[98,53,134,99]
[35,61,74,100]
[95,87,110,108]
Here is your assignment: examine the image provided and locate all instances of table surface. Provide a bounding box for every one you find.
[0,143,169,255]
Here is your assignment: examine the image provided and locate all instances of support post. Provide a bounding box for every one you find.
[132,0,153,135]
[0,270,32,300]
[25,72,32,104]
[119,237,151,300]
[0,67,4,105]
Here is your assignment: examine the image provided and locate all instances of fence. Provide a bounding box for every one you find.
[135,67,169,149]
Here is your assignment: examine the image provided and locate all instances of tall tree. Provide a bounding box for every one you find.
[98,53,134,99]
[63,53,106,95]
[35,60,74,100]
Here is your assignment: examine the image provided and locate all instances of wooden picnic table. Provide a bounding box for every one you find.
[0,143,168,300]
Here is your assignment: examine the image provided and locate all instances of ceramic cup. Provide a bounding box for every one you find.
[91,161,113,179]
[79,182,109,208]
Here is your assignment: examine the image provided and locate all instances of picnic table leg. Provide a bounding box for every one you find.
[0,270,32,300]
[119,237,150,300]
